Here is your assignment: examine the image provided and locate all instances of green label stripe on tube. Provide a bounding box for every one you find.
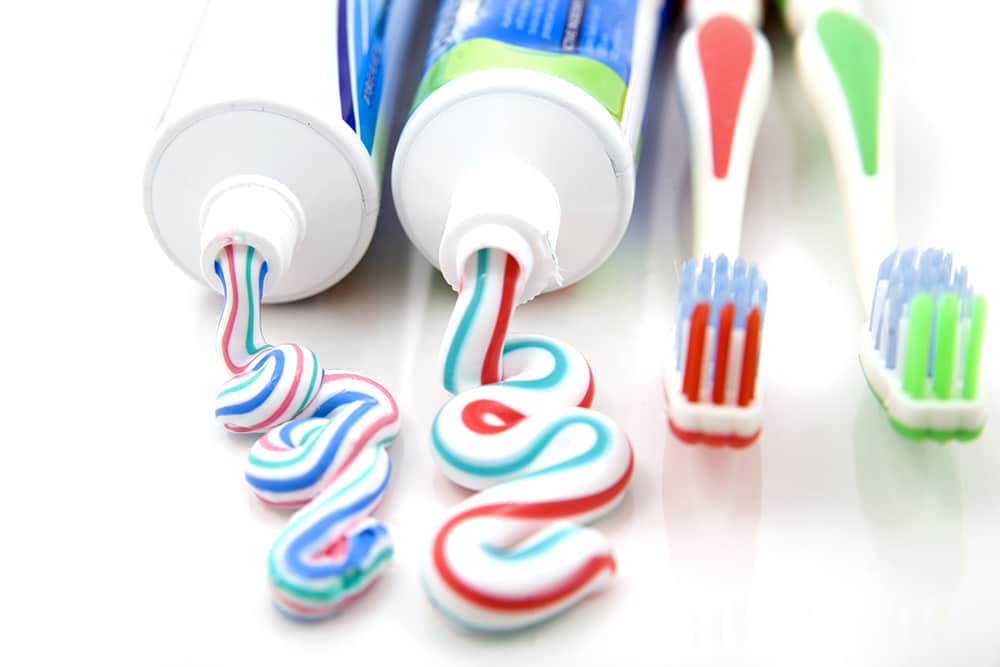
[414,0,637,121]
[816,10,883,176]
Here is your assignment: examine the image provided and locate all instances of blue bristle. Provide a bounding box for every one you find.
[733,257,748,284]
[871,250,899,334]
[697,257,713,303]
[897,251,919,369]
[957,265,972,320]
[881,251,906,370]
[871,248,974,376]
[885,284,903,370]
[747,263,760,303]
[877,250,898,280]
[733,279,749,329]
[674,255,768,372]
[920,250,941,372]
[917,248,936,289]
[899,248,918,307]
[676,259,698,371]
[711,256,730,326]
[679,259,697,317]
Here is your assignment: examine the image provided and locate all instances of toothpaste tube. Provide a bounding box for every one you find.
[143,0,419,302]
[392,0,669,301]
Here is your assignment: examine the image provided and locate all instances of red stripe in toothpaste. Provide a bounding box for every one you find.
[273,579,380,617]
[481,255,521,386]
[221,244,244,374]
[431,453,634,612]
[462,399,527,435]
[253,373,400,503]
[579,366,595,409]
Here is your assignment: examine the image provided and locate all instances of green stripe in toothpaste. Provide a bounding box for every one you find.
[432,410,611,479]
[244,246,267,357]
[216,364,268,399]
[268,444,392,602]
[442,249,491,394]
[293,353,321,416]
[481,525,578,562]
[270,547,394,603]
[413,38,629,122]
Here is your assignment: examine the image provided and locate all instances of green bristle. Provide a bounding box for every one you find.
[963,295,987,400]
[902,294,933,399]
[933,294,958,400]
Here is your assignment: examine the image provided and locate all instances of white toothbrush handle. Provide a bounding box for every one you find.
[793,7,896,304]
[780,0,861,35]
[684,0,763,26]
[677,13,772,258]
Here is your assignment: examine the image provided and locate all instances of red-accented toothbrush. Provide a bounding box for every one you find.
[666,0,771,448]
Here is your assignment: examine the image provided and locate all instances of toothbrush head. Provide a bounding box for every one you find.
[861,248,987,442]
[666,255,768,448]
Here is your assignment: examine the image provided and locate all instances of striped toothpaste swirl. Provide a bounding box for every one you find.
[210,243,401,618]
[426,248,633,633]
[250,373,400,619]
[213,245,323,433]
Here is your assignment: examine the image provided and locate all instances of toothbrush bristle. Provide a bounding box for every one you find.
[668,255,767,448]
[676,255,767,395]
[863,248,988,441]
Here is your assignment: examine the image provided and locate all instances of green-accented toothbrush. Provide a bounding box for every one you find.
[778,0,987,441]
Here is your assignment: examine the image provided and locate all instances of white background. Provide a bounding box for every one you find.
[1,1,998,665]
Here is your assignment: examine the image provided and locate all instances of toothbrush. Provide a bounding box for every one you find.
[779,0,896,304]
[861,249,987,441]
[781,0,988,440]
[667,0,771,448]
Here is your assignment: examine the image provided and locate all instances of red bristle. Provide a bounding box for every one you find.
[683,303,710,402]
[738,308,761,406]
[713,303,735,404]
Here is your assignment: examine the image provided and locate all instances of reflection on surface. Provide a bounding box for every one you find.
[853,392,964,643]
[663,435,763,651]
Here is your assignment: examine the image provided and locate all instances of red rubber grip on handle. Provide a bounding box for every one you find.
[697,15,756,179]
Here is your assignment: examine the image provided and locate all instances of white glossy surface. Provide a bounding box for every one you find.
[1,1,998,665]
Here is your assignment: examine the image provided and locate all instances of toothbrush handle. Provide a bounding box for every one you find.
[684,0,763,27]
[793,8,897,304]
[677,14,772,258]
[779,0,861,35]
